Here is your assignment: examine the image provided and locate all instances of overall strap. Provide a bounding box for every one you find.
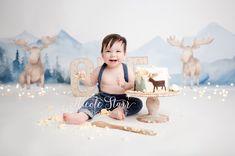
[97,63,129,92]
[122,63,129,82]
[97,63,107,92]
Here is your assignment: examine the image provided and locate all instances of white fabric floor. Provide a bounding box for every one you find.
[0,84,235,156]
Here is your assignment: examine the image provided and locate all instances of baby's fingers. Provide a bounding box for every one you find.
[74,71,86,80]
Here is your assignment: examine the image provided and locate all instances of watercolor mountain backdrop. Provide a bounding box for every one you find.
[0,22,234,85]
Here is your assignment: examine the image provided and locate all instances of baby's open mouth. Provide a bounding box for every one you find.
[109,59,118,62]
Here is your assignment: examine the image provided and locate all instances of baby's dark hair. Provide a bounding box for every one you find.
[101,34,127,53]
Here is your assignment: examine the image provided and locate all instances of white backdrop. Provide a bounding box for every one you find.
[0,0,235,51]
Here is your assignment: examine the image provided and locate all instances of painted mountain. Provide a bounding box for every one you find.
[0,22,234,85]
[130,22,235,85]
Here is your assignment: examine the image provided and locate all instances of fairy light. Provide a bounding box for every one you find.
[231,83,234,87]
[198,90,204,97]
[16,84,20,89]
[213,90,217,95]
[222,94,227,97]
[207,95,211,100]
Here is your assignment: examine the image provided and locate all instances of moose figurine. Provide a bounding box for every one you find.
[15,36,56,89]
[167,36,213,87]
[148,73,166,92]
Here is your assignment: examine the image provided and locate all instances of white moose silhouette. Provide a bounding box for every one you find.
[167,36,213,87]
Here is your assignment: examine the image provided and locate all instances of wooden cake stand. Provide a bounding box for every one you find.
[125,90,180,123]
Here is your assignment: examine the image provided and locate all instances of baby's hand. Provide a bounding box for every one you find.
[74,71,86,80]
[117,76,126,89]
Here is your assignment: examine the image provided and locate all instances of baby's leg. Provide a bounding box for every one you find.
[63,112,89,125]
[126,97,143,116]
[109,106,125,120]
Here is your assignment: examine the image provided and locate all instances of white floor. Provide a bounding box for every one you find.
[0,84,235,156]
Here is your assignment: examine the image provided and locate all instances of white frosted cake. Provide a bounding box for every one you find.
[134,66,169,93]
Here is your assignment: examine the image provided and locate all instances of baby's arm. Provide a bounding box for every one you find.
[75,66,101,86]
[118,67,135,90]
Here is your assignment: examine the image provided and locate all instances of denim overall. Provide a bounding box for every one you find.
[78,63,143,118]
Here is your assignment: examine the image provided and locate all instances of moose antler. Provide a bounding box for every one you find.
[15,36,56,51]
[192,37,214,49]
[41,36,56,49]
[167,36,184,48]
[15,39,31,51]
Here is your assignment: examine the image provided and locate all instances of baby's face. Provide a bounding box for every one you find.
[102,41,126,68]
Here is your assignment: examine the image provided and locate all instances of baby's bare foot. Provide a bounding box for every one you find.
[63,112,89,125]
[109,107,125,120]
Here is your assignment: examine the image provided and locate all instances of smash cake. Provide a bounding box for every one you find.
[134,66,169,93]
[127,66,181,96]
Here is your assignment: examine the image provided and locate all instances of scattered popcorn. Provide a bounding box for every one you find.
[100,109,110,115]
[58,124,66,129]
[169,84,182,92]
[122,136,130,141]
[88,136,95,140]
[38,119,49,126]
[47,105,53,111]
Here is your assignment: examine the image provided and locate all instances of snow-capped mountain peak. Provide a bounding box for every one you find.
[15,30,39,44]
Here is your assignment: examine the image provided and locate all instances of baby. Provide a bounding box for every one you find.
[63,34,143,124]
